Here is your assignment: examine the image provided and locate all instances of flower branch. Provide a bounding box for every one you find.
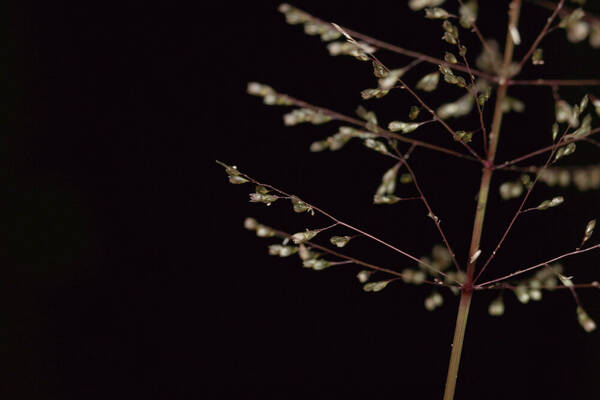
[474,119,576,283]
[476,243,600,288]
[221,162,457,281]
[476,281,600,291]
[278,3,497,81]
[495,127,600,170]
[249,84,480,162]
[517,0,565,70]
[329,23,486,163]
[387,144,463,274]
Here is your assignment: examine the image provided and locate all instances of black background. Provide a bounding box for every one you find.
[8,1,600,399]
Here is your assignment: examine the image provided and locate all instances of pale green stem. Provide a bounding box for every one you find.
[442,1,522,399]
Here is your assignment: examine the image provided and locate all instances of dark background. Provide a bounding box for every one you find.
[7,0,600,399]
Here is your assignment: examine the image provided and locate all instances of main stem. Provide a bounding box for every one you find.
[442,2,522,399]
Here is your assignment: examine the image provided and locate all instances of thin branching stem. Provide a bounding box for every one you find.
[295,4,600,88]
[494,163,600,173]
[398,76,485,162]
[456,0,495,56]
[495,127,600,169]
[444,2,523,399]
[330,260,355,266]
[456,34,489,156]
[388,142,417,166]
[529,0,600,25]
[544,263,583,307]
[266,225,448,285]
[285,5,494,78]
[475,281,600,291]
[275,92,480,162]
[398,155,463,274]
[238,169,458,281]
[475,243,600,288]
[387,142,463,274]
[401,58,425,74]
[328,24,498,81]
[478,102,489,155]
[474,120,575,283]
[331,26,486,163]
[238,4,600,399]
[474,147,556,283]
[508,78,600,86]
[517,0,565,70]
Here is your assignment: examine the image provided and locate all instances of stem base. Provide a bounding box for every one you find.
[442,291,472,400]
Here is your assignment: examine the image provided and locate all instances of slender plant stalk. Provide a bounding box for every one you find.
[268,226,447,286]
[477,281,600,291]
[443,2,522,399]
[278,93,479,161]
[495,127,600,169]
[531,0,600,25]
[508,78,600,86]
[517,0,564,69]
[457,0,494,56]
[474,118,576,282]
[233,167,455,279]
[335,25,496,81]
[234,4,600,399]
[443,290,472,399]
[476,243,600,288]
